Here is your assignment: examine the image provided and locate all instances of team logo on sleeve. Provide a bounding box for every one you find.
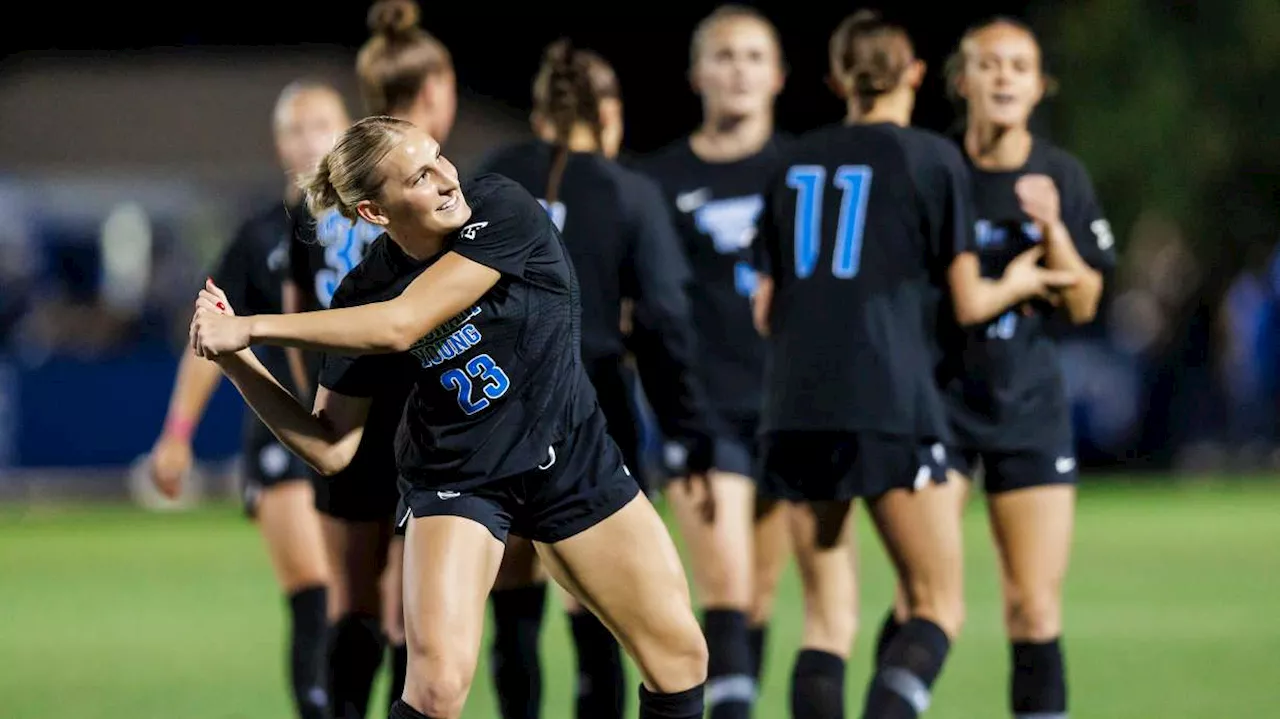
[1091,219,1114,250]
[460,221,489,240]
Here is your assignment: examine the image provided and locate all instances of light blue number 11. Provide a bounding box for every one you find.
[786,164,873,280]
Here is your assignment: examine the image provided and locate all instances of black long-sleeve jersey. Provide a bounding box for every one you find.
[318,174,599,490]
[753,123,972,443]
[474,140,714,459]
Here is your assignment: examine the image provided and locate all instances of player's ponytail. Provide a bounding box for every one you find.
[300,115,413,223]
[532,39,620,207]
[828,10,915,115]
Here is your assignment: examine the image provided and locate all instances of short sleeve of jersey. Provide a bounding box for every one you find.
[449,176,542,278]
[906,132,975,273]
[211,221,256,311]
[1058,154,1117,271]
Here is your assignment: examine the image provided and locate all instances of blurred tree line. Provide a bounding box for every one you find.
[1031,0,1280,467]
[1036,0,1280,277]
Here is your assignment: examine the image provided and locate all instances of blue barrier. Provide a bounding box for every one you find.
[8,350,246,468]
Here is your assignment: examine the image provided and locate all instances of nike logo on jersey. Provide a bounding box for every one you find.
[675,187,711,213]
[460,221,489,240]
[1055,456,1076,474]
[538,446,557,471]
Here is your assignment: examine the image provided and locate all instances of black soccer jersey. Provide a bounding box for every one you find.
[938,138,1116,451]
[753,123,971,440]
[633,138,786,424]
[474,140,711,450]
[288,202,385,311]
[212,203,296,394]
[318,174,597,490]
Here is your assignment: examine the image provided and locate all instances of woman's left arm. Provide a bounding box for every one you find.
[193,254,500,357]
[1015,174,1106,324]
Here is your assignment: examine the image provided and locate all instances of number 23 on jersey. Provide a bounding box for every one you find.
[786,165,873,280]
[441,353,511,416]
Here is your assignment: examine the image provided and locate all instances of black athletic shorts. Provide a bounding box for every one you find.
[660,414,758,482]
[313,457,400,523]
[396,407,642,544]
[240,417,311,513]
[949,444,1078,494]
[759,430,948,502]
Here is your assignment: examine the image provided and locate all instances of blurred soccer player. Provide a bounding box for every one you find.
[189,115,710,719]
[874,18,1114,719]
[475,39,716,719]
[631,8,790,714]
[148,78,348,719]
[752,12,1075,718]
[280,2,459,716]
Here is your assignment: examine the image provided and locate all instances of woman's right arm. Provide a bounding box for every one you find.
[215,348,369,477]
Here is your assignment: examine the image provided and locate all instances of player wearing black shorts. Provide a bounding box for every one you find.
[474,41,715,719]
[149,79,349,719]
[873,19,1113,719]
[750,13,1075,718]
[190,116,709,719]
[631,8,790,715]
[276,4,459,717]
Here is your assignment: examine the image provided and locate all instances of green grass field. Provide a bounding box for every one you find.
[2,480,1279,718]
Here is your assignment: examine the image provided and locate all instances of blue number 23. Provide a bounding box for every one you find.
[440,354,511,416]
[786,165,873,279]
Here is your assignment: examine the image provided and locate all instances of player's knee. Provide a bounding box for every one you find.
[749,579,779,625]
[636,612,709,691]
[697,560,751,610]
[403,659,474,718]
[902,576,965,638]
[1004,586,1062,640]
[803,597,859,651]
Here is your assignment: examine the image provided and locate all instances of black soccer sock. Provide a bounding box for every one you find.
[488,584,547,719]
[388,643,408,713]
[288,586,330,719]
[639,683,705,719]
[389,698,436,719]
[570,609,626,719]
[704,609,756,718]
[791,649,846,719]
[873,610,905,666]
[862,618,951,719]
[747,624,768,685]
[327,612,386,719]
[1011,639,1068,718]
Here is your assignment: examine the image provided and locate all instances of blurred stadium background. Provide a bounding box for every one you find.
[1,1,1278,717]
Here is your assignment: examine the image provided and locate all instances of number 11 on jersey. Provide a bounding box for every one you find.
[786,165,873,280]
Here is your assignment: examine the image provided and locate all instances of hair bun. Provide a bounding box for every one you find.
[368,0,420,37]
[543,37,574,67]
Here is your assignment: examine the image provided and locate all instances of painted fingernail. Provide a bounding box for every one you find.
[216,302,225,310]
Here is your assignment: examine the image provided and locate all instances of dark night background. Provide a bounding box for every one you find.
[1,1,1039,153]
